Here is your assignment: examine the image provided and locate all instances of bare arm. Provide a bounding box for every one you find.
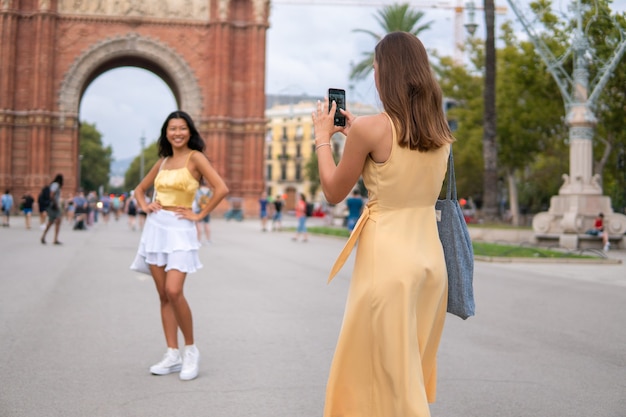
[188,152,229,220]
[313,99,390,204]
[134,159,163,213]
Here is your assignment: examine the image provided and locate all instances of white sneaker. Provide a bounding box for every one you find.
[604,243,610,252]
[150,348,182,375]
[179,345,200,381]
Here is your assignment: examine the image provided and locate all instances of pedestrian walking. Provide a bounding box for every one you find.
[130,110,229,381]
[21,192,35,229]
[72,190,88,230]
[64,194,75,223]
[311,32,455,417]
[345,189,364,231]
[1,189,14,227]
[271,194,283,231]
[100,194,112,225]
[194,180,212,244]
[87,190,98,225]
[259,191,269,231]
[126,191,138,231]
[137,194,149,230]
[40,174,64,244]
[37,183,51,228]
[292,193,309,242]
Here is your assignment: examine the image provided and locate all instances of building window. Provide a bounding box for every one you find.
[296,144,301,158]
[282,126,288,141]
[295,163,301,181]
[267,145,272,160]
[266,164,272,180]
[295,125,303,141]
[280,164,287,181]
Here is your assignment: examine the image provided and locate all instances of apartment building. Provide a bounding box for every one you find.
[264,96,379,211]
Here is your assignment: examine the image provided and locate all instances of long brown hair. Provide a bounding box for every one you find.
[375,32,455,151]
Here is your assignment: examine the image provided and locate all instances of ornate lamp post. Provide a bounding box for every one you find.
[464,1,478,36]
[507,0,626,248]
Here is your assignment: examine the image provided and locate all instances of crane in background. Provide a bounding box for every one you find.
[272,0,507,63]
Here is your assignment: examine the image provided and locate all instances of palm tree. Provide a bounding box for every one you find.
[349,3,433,81]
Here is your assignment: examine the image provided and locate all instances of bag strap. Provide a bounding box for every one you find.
[446,146,458,201]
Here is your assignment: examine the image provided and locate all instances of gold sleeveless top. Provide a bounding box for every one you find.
[154,151,199,208]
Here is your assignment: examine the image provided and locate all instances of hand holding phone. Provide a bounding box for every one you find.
[328,88,346,127]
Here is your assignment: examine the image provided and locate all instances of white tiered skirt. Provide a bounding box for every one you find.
[130,210,202,275]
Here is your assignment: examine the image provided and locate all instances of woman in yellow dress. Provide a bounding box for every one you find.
[312,32,455,416]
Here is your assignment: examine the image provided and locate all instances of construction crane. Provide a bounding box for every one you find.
[272,0,507,63]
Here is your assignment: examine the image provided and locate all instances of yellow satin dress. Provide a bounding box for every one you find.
[324,114,450,417]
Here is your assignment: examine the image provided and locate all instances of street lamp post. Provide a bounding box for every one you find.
[78,154,84,191]
[139,133,146,181]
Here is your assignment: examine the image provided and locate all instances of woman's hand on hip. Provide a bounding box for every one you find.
[145,201,161,213]
[175,207,197,221]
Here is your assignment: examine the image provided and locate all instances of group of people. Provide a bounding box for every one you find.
[258,191,284,232]
[37,184,146,244]
[1,180,66,238]
[258,191,311,241]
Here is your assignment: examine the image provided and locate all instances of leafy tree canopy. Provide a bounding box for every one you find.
[79,122,112,194]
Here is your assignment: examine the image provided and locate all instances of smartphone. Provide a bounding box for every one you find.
[328,88,346,127]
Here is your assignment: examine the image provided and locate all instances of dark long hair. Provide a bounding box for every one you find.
[157,111,206,157]
[51,173,64,187]
[375,32,454,152]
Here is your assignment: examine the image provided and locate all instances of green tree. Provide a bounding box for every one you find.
[496,21,566,224]
[433,54,484,203]
[79,122,112,193]
[581,0,626,212]
[124,141,160,191]
[349,3,433,81]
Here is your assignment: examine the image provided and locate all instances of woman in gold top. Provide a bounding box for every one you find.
[131,111,228,381]
[312,32,455,416]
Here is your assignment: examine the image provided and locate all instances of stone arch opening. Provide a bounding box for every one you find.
[59,33,202,120]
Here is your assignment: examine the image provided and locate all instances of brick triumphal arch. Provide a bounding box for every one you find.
[0,0,268,213]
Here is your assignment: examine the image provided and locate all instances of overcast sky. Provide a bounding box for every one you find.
[79,0,626,161]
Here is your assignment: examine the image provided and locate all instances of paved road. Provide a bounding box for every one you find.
[1,215,625,417]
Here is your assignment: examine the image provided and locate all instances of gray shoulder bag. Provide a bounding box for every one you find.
[436,147,475,320]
